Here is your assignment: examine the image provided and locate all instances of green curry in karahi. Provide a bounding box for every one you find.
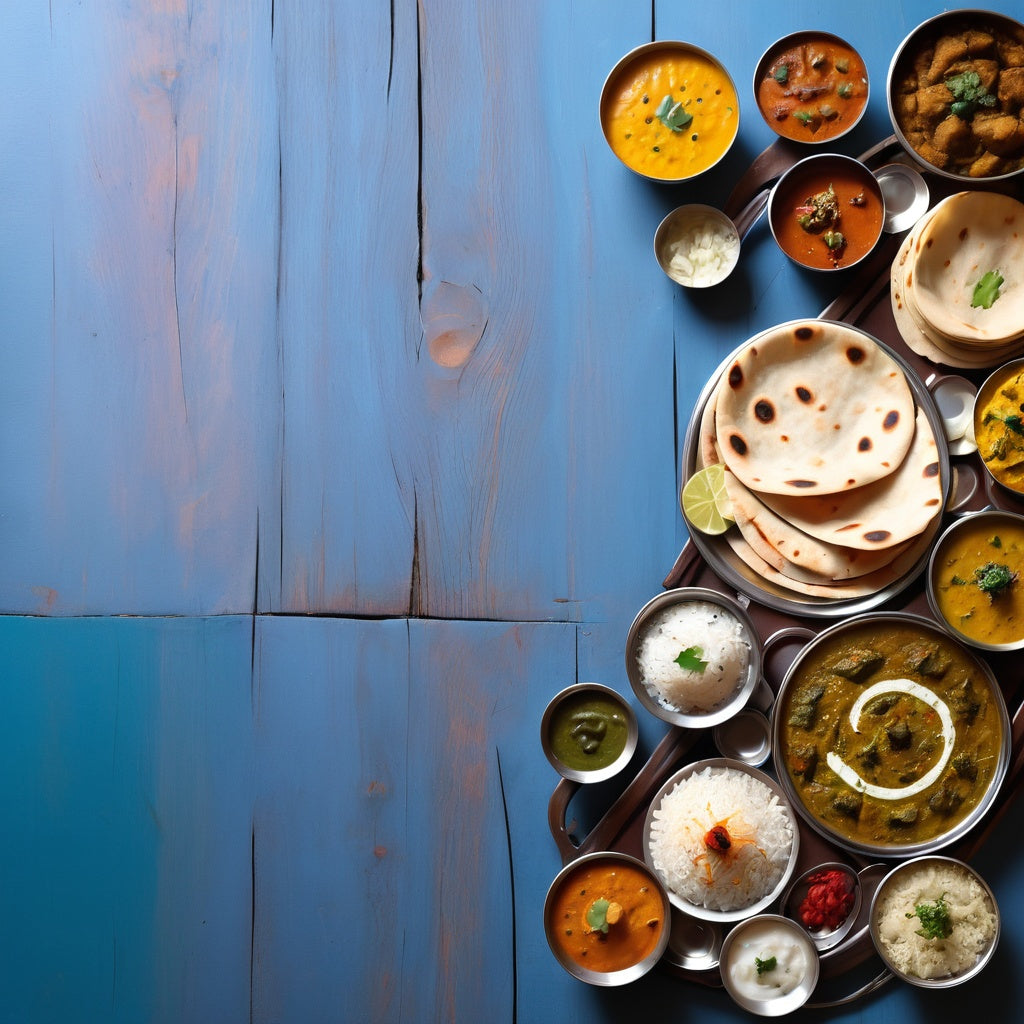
[777,620,1006,850]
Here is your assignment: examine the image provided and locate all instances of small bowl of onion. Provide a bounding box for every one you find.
[654,204,741,288]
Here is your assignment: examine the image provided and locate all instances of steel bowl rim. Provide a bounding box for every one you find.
[599,39,740,184]
[543,850,672,986]
[625,586,763,729]
[770,610,1012,859]
[886,8,1024,184]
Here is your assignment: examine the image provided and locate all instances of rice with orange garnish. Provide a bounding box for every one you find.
[649,764,795,912]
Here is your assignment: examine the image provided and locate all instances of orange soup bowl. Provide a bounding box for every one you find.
[753,30,869,144]
[600,40,740,183]
[544,851,671,986]
[767,153,885,272]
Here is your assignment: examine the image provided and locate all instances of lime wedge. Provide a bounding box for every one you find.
[681,464,734,535]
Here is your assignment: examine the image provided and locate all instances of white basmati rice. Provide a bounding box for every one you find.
[636,600,751,714]
[873,861,997,979]
[648,765,794,912]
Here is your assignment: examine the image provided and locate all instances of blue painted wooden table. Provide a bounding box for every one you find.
[2,2,1022,1022]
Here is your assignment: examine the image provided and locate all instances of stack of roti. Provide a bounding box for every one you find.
[891,190,1024,368]
[693,319,945,603]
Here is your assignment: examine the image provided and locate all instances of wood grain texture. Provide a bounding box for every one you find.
[3,1,1024,1023]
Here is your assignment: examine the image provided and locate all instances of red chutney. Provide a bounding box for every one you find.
[770,163,883,270]
[798,869,856,931]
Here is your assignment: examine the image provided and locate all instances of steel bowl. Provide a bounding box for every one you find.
[540,681,639,783]
[600,40,740,184]
[887,9,1024,183]
[973,357,1024,496]
[753,30,869,145]
[869,855,1000,987]
[927,509,1024,652]
[720,913,820,1014]
[771,611,1011,859]
[625,587,762,730]
[781,861,862,951]
[643,758,800,923]
[543,851,672,986]
[767,153,885,273]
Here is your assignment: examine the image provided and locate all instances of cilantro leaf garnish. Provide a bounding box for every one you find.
[674,646,708,673]
[655,94,693,133]
[773,64,789,84]
[907,894,953,940]
[755,955,777,975]
[972,269,1004,309]
[973,561,1017,598]
[945,70,997,120]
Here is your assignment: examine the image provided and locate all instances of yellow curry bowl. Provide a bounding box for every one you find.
[600,40,740,184]
[974,357,1024,499]
[927,509,1024,653]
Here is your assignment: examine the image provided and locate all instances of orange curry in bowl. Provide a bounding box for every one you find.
[755,32,869,143]
[769,155,884,271]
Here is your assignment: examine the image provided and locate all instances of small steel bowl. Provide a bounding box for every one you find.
[720,913,820,1014]
[625,587,762,730]
[767,153,885,272]
[654,204,740,288]
[540,682,639,784]
[753,30,869,145]
[927,509,1024,652]
[781,861,862,951]
[713,708,771,767]
[873,162,930,234]
[600,40,740,184]
[887,9,1024,183]
[869,855,1000,987]
[543,851,672,986]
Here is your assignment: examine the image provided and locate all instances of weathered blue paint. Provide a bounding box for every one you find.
[2,1,1023,1022]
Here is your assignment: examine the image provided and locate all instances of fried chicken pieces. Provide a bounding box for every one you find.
[892,19,1024,177]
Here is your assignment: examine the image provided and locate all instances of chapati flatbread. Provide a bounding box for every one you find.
[752,407,944,550]
[714,320,916,496]
[722,511,940,601]
[913,191,1024,345]
[723,468,915,580]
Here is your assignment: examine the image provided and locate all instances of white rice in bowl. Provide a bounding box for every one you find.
[636,600,751,713]
[873,860,998,981]
[648,764,795,913]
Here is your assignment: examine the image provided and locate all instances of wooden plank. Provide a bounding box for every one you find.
[0,4,279,616]
[0,616,253,1023]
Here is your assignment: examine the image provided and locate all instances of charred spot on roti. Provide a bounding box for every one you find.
[858,437,873,451]
[786,479,818,489]
[847,345,866,364]
[781,434,790,442]
[728,363,744,389]
[864,530,891,543]
[795,386,813,403]
[926,497,941,506]
[794,325,816,342]
[754,399,775,423]
[883,410,901,430]
[728,433,748,457]
[924,462,939,478]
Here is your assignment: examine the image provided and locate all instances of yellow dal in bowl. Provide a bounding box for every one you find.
[601,44,739,181]
[931,514,1024,648]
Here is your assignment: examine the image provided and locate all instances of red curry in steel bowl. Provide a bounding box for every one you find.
[768,153,885,271]
[754,31,869,143]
